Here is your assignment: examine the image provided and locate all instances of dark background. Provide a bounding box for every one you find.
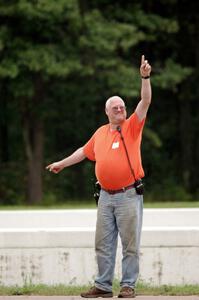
[0,0,198,205]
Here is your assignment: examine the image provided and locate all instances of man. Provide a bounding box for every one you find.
[46,55,151,298]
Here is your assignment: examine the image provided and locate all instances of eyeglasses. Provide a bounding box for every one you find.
[112,105,126,112]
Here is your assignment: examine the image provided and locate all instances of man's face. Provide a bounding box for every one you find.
[105,98,127,125]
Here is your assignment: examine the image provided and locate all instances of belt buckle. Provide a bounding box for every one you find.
[122,187,125,192]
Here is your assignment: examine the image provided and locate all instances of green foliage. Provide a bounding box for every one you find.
[145,179,193,203]
[0,0,198,204]
[143,127,162,148]
[153,59,193,90]
[132,9,179,34]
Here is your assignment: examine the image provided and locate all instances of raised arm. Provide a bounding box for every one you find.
[135,55,152,121]
[46,147,86,174]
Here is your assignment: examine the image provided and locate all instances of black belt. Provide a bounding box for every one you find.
[102,183,135,195]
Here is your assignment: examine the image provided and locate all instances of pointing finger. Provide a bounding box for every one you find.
[141,55,145,65]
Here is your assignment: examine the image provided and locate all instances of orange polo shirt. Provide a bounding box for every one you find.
[83,112,145,190]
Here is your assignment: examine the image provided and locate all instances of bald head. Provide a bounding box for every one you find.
[105,95,127,127]
[105,96,125,110]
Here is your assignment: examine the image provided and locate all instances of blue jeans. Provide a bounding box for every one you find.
[94,188,143,292]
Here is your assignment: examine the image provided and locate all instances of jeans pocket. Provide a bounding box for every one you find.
[125,188,137,199]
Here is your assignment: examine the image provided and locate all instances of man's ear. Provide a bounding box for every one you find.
[105,108,108,116]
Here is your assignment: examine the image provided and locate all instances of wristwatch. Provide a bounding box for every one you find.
[141,76,150,79]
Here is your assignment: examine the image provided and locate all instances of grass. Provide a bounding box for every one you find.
[136,281,199,296]
[0,282,199,296]
[0,201,199,210]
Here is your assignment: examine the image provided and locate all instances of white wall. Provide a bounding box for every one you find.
[0,209,198,286]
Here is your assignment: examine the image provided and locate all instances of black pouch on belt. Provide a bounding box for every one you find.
[94,181,101,206]
[134,179,144,195]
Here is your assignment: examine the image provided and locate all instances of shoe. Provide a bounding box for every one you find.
[118,286,135,298]
[81,286,113,298]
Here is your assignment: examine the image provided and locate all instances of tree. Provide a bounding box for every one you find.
[0,0,83,203]
[0,0,196,204]
[0,0,148,203]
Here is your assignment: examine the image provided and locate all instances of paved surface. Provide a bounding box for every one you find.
[0,296,198,300]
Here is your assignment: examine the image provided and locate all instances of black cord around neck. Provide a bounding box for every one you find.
[116,126,136,181]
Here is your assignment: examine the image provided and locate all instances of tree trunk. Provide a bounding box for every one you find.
[179,92,193,190]
[23,118,44,205]
[0,84,9,162]
[193,12,199,193]
[177,1,195,192]
[21,76,44,205]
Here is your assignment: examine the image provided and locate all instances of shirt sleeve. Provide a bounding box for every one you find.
[129,112,146,139]
[83,133,96,161]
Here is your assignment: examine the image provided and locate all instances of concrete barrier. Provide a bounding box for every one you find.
[0,209,198,286]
